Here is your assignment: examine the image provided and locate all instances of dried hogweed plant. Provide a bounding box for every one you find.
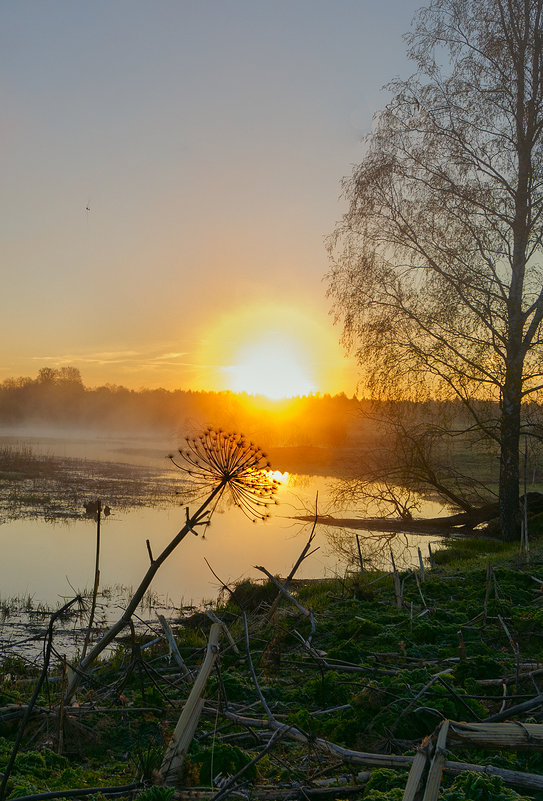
[64,428,280,704]
[169,428,280,521]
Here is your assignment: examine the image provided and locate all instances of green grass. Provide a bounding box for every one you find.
[3,533,543,800]
[432,535,515,567]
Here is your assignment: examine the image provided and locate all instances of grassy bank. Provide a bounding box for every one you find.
[2,535,543,799]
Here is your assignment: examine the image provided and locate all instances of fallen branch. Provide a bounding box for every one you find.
[220,712,543,794]
[209,727,287,801]
[157,613,192,678]
[241,610,276,723]
[293,502,510,534]
[477,666,543,686]
[159,623,222,785]
[206,610,240,655]
[0,596,82,801]
[173,784,369,801]
[6,784,142,801]
[391,669,454,732]
[266,494,320,621]
[483,691,543,722]
[254,566,316,646]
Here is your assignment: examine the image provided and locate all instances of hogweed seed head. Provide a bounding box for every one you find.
[169,428,279,521]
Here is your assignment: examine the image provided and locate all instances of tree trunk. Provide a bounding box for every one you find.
[499,366,522,540]
[499,83,530,540]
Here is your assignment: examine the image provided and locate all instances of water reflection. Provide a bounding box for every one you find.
[0,434,447,610]
[266,469,290,483]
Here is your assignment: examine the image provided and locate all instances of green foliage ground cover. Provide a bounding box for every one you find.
[2,535,543,799]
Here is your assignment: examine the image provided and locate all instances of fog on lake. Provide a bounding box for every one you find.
[0,432,445,609]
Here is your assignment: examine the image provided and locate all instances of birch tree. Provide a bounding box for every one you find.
[328,0,543,539]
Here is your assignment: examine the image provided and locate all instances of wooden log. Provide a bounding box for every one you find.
[442,760,543,793]
[422,720,449,801]
[174,785,369,801]
[294,504,501,533]
[448,721,543,751]
[159,623,221,786]
[222,709,414,769]
[1,782,143,801]
[402,739,430,801]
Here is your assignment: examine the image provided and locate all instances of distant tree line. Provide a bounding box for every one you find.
[0,367,365,448]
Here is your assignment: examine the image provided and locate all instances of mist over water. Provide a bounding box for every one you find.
[0,431,445,611]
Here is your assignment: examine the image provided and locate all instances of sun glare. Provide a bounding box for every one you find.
[227,335,316,399]
[267,469,290,484]
[196,303,353,397]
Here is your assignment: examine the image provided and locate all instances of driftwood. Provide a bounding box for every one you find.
[159,623,222,785]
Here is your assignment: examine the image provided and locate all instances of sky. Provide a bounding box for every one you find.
[2,0,422,396]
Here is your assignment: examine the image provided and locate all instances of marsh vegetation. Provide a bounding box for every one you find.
[3,534,543,800]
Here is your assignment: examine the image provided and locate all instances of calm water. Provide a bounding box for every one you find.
[0,431,446,609]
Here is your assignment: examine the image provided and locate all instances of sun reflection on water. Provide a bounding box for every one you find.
[266,469,290,484]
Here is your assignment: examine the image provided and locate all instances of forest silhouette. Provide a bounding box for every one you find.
[0,367,364,452]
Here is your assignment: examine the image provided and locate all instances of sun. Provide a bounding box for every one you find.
[226,333,316,399]
[195,302,353,397]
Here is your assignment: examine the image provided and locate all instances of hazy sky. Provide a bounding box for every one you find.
[2,1,421,394]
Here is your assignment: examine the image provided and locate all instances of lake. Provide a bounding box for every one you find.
[0,430,446,611]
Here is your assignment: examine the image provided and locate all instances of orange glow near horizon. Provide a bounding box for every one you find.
[197,303,346,398]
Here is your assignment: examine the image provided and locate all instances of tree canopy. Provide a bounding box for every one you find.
[328,0,543,539]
